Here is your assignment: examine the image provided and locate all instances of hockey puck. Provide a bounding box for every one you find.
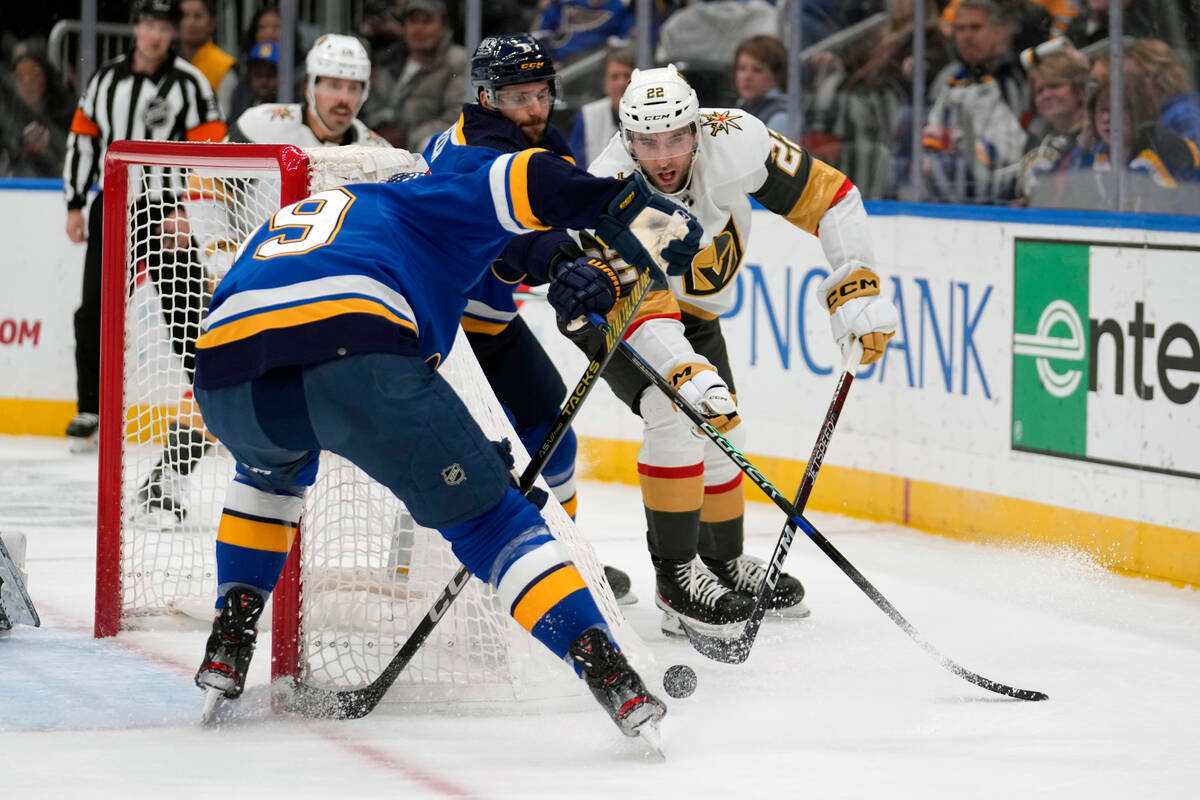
[662,664,697,699]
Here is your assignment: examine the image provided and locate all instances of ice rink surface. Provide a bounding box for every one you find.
[1,433,1198,799]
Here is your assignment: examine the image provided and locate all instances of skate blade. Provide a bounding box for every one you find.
[767,600,812,619]
[200,687,225,726]
[637,719,666,759]
[68,436,98,454]
[615,590,638,607]
[657,607,745,640]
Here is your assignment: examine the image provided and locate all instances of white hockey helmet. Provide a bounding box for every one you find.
[618,64,700,136]
[305,34,372,112]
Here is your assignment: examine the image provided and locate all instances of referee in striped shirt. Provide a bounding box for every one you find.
[62,0,226,450]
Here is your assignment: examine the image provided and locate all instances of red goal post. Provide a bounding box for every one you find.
[96,141,310,638]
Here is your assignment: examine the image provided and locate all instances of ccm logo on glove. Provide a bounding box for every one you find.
[824,268,881,311]
[818,263,899,366]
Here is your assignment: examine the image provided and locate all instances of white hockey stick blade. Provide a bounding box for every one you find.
[0,536,39,629]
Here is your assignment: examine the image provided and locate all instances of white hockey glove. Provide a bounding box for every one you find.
[818,263,899,366]
[668,362,740,435]
[594,173,701,281]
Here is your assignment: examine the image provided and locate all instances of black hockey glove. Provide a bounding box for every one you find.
[547,256,622,323]
[593,172,701,281]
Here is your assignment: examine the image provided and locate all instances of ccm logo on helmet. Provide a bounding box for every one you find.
[520,61,547,69]
[643,113,672,121]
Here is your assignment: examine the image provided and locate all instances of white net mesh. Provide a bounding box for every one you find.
[109,143,647,709]
[119,160,283,620]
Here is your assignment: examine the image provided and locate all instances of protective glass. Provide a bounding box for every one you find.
[625,126,698,162]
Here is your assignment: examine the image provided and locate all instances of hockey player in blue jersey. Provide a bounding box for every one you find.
[190,143,700,742]
[424,34,638,603]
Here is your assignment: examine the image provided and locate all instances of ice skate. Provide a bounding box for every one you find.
[653,556,755,639]
[195,587,265,702]
[703,553,811,618]
[65,412,99,453]
[568,627,666,750]
[136,465,189,523]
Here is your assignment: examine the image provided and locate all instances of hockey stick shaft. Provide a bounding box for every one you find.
[720,342,860,664]
[604,325,1048,702]
[291,270,655,719]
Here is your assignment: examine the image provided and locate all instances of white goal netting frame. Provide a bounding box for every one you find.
[94,140,649,710]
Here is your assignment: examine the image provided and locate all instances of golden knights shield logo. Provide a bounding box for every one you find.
[683,215,743,297]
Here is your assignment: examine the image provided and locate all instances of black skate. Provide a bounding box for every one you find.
[65,412,99,453]
[135,465,188,522]
[568,627,666,745]
[195,587,266,700]
[653,556,755,639]
[604,565,637,606]
[702,554,811,618]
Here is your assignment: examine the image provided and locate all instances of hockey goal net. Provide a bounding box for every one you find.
[95,140,646,709]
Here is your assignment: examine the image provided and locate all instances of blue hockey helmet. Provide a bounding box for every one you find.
[470,34,560,108]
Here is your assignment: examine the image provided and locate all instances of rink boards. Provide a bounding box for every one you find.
[1,182,1198,586]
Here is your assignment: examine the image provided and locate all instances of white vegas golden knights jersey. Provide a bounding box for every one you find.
[229,103,390,148]
[587,109,874,319]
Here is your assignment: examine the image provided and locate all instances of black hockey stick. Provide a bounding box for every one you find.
[601,322,1049,702]
[285,269,655,720]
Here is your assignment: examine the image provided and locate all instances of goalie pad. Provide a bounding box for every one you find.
[0,532,39,631]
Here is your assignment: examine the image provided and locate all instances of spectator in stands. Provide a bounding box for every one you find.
[732,34,788,132]
[922,0,1030,203]
[534,0,635,65]
[375,0,468,151]
[1060,71,1200,212]
[1012,46,1090,204]
[1122,38,1200,149]
[1066,0,1176,48]
[567,45,634,167]
[940,0,1060,51]
[807,0,947,200]
[0,44,74,177]
[243,6,281,52]
[226,40,279,123]
[179,0,237,116]
[358,0,407,136]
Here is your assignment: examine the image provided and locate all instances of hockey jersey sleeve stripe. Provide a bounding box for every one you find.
[623,290,682,339]
[506,148,551,231]
[186,119,228,142]
[488,152,526,234]
[197,297,417,349]
[463,299,518,325]
[70,108,100,137]
[451,113,467,144]
[460,316,509,335]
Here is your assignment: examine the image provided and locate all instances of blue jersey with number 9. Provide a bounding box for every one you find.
[195,144,625,389]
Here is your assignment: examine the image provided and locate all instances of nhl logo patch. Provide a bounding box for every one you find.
[441,463,466,486]
[144,97,172,129]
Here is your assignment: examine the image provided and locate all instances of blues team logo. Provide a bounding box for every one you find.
[700,111,743,137]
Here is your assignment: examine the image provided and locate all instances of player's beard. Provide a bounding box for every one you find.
[521,118,548,145]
